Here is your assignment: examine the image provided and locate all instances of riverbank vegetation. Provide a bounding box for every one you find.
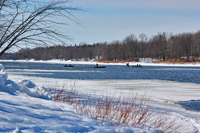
[52,87,184,132]
[12,30,200,63]
[1,30,200,64]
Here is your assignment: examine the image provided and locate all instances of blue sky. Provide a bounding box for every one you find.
[64,0,200,44]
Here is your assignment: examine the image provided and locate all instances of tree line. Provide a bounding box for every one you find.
[14,30,200,61]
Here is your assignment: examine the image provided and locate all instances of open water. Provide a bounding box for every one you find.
[1,61,200,84]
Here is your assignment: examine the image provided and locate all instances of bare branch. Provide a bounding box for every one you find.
[0,0,82,56]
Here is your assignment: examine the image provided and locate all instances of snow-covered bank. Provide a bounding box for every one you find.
[1,59,200,67]
[1,63,200,132]
[0,64,165,132]
[1,91,165,133]
[0,64,49,99]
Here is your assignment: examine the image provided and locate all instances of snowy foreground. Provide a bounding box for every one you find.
[0,60,200,133]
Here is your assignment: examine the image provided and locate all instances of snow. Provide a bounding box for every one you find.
[13,127,22,133]
[1,59,200,67]
[0,61,200,132]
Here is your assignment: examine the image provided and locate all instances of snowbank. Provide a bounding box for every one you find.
[1,59,200,67]
[0,64,50,99]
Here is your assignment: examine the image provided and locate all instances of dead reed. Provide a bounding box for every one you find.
[52,87,184,132]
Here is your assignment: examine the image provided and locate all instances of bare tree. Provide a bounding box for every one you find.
[123,34,139,61]
[138,33,148,58]
[180,33,193,61]
[0,0,81,56]
[150,32,168,61]
[110,40,121,61]
[192,31,200,61]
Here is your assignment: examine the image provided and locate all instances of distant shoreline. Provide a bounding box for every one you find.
[0,59,200,67]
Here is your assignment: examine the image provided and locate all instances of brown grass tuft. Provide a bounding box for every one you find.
[94,59,135,63]
[154,58,199,64]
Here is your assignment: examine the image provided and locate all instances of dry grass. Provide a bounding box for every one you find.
[52,87,184,132]
[94,59,134,63]
[154,58,199,64]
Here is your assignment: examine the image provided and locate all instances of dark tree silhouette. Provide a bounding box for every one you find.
[14,30,200,62]
[0,0,81,56]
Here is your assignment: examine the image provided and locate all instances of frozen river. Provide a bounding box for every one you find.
[1,61,200,84]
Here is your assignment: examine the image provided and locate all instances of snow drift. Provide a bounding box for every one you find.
[0,64,49,99]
